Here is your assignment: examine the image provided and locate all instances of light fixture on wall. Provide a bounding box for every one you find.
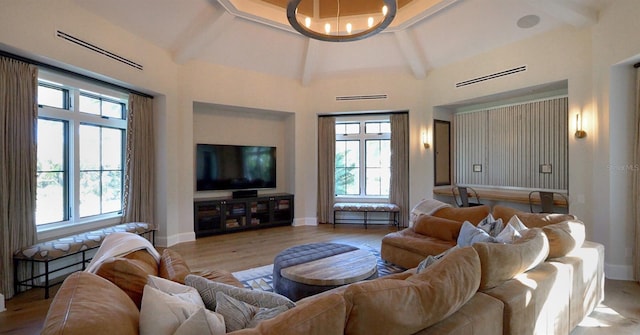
[422,131,430,149]
[575,113,587,139]
[287,0,397,42]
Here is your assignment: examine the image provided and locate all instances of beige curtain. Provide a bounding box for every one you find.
[390,113,409,228]
[634,67,640,283]
[0,57,38,298]
[317,116,336,224]
[122,94,155,225]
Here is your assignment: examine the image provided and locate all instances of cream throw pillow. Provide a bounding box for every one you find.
[139,285,225,335]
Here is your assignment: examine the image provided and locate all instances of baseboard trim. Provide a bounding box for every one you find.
[605,263,634,280]
[293,217,318,226]
[160,232,195,248]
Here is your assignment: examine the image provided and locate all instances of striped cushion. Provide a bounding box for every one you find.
[333,203,399,212]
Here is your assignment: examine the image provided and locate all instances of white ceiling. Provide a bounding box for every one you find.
[72,0,610,84]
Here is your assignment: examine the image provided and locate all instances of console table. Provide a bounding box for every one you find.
[193,193,294,237]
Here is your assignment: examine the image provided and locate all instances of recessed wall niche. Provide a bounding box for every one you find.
[192,102,295,197]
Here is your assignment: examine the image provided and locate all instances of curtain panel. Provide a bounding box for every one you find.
[634,67,640,283]
[317,116,336,223]
[390,113,409,228]
[122,94,155,225]
[0,57,38,298]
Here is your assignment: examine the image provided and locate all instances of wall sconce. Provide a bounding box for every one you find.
[575,113,587,139]
[422,131,430,149]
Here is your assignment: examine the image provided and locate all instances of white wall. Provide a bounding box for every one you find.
[2,0,640,280]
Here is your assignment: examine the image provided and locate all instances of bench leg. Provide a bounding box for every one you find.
[44,261,50,299]
[364,211,368,229]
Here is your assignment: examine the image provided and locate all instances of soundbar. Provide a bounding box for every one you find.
[232,190,258,199]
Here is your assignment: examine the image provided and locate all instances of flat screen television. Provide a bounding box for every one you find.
[196,144,276,191]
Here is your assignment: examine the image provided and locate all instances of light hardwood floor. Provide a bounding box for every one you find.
[1,224,639,334]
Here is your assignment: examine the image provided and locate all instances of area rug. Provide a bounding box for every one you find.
[232,246,406,292]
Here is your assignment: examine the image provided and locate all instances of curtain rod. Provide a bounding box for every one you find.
[318,111,408,118]
[0,50,153,99]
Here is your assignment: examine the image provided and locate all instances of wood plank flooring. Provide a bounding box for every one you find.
[1,224,638,335]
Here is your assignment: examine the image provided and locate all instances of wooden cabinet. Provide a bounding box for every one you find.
[194,193,294,237]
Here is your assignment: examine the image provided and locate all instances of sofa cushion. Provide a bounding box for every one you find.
[472,228,549,290]
[342,246,481,335]
[433,205,491,225]
[41,272,140,335]
[159,248,192,284]
[492,205,576,228]
[245,293,348,335]
[543,220,586,258]
[381,229,457,268]
[413,215,463,241]
[95,255,159,308]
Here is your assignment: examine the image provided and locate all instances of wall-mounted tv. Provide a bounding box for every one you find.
[196,144,276,191]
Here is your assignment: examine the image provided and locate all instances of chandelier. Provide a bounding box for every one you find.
[287,0,397,42]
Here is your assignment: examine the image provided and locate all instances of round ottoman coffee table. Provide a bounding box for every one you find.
[272,242,378,301]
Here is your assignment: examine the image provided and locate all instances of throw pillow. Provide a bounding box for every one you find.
[139,285,225,335]
[457,221,497,247]
[495,223,522,244]
[412,215,463,241]
[215,292,289,332]
[185,274,295,311]
[147,275,205,307]
[507,215,529,232]
[416,246,459,273]
[477,214,504,237]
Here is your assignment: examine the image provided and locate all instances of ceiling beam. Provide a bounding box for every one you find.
[394,30,427,80]
[301,38,320,86]
[528,0,598,28]
[172,10,235,64]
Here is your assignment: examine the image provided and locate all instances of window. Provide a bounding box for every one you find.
[335,117,391,197]
[36,72,128,228]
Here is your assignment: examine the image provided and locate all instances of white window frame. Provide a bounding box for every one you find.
[36,70,128,237]
[335,115,391,201]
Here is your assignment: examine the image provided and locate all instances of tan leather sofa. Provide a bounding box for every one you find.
[380,203,605,335]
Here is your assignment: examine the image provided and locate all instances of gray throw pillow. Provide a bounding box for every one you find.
[477,214,504,237]
[185,274,295,311]
[416,246,459,274]
[215,292,289,332]
[457,221,497,247]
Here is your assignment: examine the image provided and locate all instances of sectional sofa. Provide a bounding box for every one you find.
[41,203,604,335]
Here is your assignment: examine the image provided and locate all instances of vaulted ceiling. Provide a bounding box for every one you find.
[72,0,609,85]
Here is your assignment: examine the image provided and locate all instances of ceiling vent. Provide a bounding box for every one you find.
[56,30,143,70]
[336,94,388,101]
[455,65,526,88]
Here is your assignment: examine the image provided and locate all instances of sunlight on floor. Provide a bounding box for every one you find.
[578,304,633,328]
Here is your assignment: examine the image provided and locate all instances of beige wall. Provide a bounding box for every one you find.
[1,0,639,279]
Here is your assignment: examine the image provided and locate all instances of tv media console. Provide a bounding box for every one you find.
[194,193,294,237]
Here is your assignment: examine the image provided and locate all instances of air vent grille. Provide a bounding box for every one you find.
[56,30,143,70]
[336,94,388,101]
[455,66,526,88]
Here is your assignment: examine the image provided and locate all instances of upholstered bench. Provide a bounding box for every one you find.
[13,222,155,298]
[333,202,400,229]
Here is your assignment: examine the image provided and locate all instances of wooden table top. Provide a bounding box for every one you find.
[280,249,378,286]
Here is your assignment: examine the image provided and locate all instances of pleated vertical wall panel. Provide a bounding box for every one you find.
[454,97,568,190]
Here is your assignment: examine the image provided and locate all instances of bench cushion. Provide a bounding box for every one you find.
[14,222,155,261]
[333,202,399,212]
